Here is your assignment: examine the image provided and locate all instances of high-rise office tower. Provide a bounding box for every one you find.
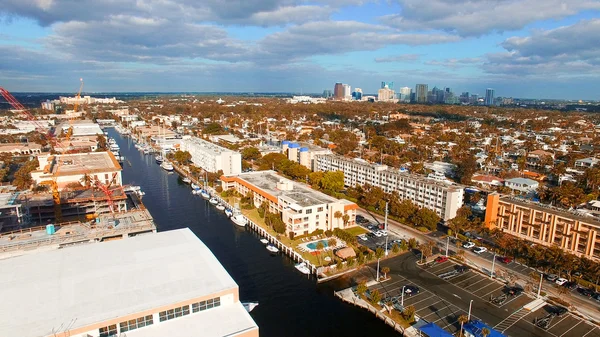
[334,83,344,100]
[323,89,333,98]
[353,88,363,100]
[485,88,495,106]
[415,84,428,103]
[381,81,394,90]
[343,84,351,100]
[399,87,412,102]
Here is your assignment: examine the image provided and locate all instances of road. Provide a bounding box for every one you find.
[357,207,600,323]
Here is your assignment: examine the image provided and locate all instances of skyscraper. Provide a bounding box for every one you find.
[333,83,344,100]
[352,88,363,100]
[485,88,495,106]
[323,89,332,98]
[416,84,428,103]
[378,86,395,102]
[381,81,394,90]
[399,87,412,102]
[343,84,351,100]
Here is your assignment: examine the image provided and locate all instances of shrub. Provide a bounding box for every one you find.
[324,230,333,237]
[392,243,400,253]
[417,226,429,232]
[241,204,254,210]
[214,185,223,193]
[333,228,358,245]
[457,233,469,242]
[311,229,324,236]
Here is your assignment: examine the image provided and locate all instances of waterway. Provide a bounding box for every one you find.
[109,128,398,337]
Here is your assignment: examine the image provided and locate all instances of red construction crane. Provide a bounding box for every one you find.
[0,86,119,214]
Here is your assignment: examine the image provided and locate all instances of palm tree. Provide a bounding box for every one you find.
[327,237,337,260]
[458,314,469,337]
[356,281,367,298]
[481,327,490,337]
[375,247,384,260]
[342,213,350,227]
[420,240,435,263]
[402,305,416,322]
[315,241,325,266]
[334,211,343,229]
[381,266,390,279]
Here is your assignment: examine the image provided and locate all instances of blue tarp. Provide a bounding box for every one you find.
[463,320,506,337]
[416,322,454,337]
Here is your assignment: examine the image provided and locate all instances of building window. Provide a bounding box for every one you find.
[120,315,153,332]
[159,305,190,322]
[191,297,221,313]
[99,324,117,337]
[306,209,312,214]
[317,207,324,212]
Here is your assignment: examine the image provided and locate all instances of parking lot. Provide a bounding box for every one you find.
[520,305,600,337]
[369,273,480,335]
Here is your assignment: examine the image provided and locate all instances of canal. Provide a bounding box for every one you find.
[109,128,398,337]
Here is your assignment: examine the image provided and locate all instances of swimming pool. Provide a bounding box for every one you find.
[306,240,329,250]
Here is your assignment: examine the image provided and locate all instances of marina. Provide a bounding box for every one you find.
[109,127,399,337]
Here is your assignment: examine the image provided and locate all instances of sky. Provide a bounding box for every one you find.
[0,1,599,99]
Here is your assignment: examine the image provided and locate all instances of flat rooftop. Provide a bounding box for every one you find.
[0,228,238,337]
[500,196,600,228]
[126,302,257,337]
[51,151,121,175]
[236,170,351,207]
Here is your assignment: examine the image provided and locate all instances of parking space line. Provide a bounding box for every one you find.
[455,273,480,286]
[463,277,488,289]
[481,285,504,298]
[414,300,444,313]
[496,293,522,307]
[547,315,570,330]
[521,317,560,337]
[432,264,457,275]
[409,294,437,307]
[472,281,498,294]
[582,326,599,337]
[401,291,431,303]
[560,320,583,337]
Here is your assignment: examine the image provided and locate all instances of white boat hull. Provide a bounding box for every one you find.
[266,245,279,253]
[231,215,247,227]
[295,262,311,275]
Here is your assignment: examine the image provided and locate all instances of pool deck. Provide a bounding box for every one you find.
[298,238,346,253]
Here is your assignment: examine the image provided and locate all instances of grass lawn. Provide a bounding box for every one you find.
[344,226,369,236]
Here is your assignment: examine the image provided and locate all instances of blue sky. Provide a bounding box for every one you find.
[1,0,599,99]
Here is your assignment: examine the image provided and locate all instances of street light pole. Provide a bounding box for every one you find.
[384,201,389,256]
[467,299,473,321]
[491,252,496,279]
[401,286,406,306]
[537,272,543,298]
[445,236,450,257]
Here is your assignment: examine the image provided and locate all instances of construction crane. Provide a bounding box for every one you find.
[0,86,119,221]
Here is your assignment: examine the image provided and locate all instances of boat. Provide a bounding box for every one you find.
[155,155,164,164]
[216,203,225,211]
[191,183,200,190]
[266,244,279,254]
[209,197,219,205]
[161,161,174,171]
[143,148,150,155]
[200,190,210,200]
[242,302,259,313]
[295,262,311,275]
[224,209,233,217]
[192,189,201,195]
[182,177,191,184]
[259,238,269,245]
[231,214,247,227]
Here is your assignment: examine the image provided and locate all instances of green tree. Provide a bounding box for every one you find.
[265,213,286,234]
[96,134,108,151]
[308,171,324,186]
[320,171,344,192]
[375,247,384,260]
[481,327,490,337]
[13,158,39,189]
[411,207,440,230]
[458,314,469,337]
[370,289,382,305]
[381,266,390,279]
[241,147,262,161]
[346,256,355,267]
[356,281,367,298]
[327,237,337,260]
[173,150,192,165]
[448,206,472,238]
[258,153,288,170]
[399,240,408,251]
[315,241,325,266]
[334,210,343,229]
[408,238,418,250]
[342,213,350,227]
[402,305,416,322]
[455,154,478,184]
[392,243,400,253]
[202,123,224,134]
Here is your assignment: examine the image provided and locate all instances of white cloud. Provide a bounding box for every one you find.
[374,53,422,62]
[380,0,600,36]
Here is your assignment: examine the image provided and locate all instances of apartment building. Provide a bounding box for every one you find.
[181,137,242,175]
[485,193,600,261]
[221,170,358,237]
[315,155,464,220]
[282,141,331,170]
[0,228,258,337]
[31,151,122,190]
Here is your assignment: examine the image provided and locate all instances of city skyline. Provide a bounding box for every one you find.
[0,1,599,99]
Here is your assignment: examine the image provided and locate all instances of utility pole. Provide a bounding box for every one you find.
[401,286,406,306]
[537,272,543,298]
[467,299,473,321]
[491,252,497,279]
[384,201,389,256]
[445,236,450,257]
[376,258,380,282]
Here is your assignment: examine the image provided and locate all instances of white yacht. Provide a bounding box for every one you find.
[295,262,311,275]
[209,197,219,205]
[182,177,191,184]
[201,190,211,200]
[155,155,163,164]
[161,161,174,171]
[215,203,225,211]
[231,213,247,227]
[191,183,200,190]
[259,238,269,245]
[266,244,279,254]
[242,302,258,313]
[224,209,233,217]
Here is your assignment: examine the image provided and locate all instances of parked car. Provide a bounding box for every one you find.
[379,230,388,236]
[435,256,449,263]
[592,293,600,302]
[552,306,568,317]
[373,231,383,238]
[455,265,470,273]
[463,242,475,249]
[403,285,420,296]
[367,224,378,231]
[473,246,487,254]
[358,234,368,241]
[577,287,594,297]
[498,256,513,264]
[506,286,523,296]
[555,278,568,286]
[563,281,578,290]
[545,274,559,282]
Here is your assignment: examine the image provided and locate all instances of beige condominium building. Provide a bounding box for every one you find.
[485,193,600,261]
[221,170,358,237]
[182,136,242,175]
[315,154,464,220]
[0,228,258,337]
